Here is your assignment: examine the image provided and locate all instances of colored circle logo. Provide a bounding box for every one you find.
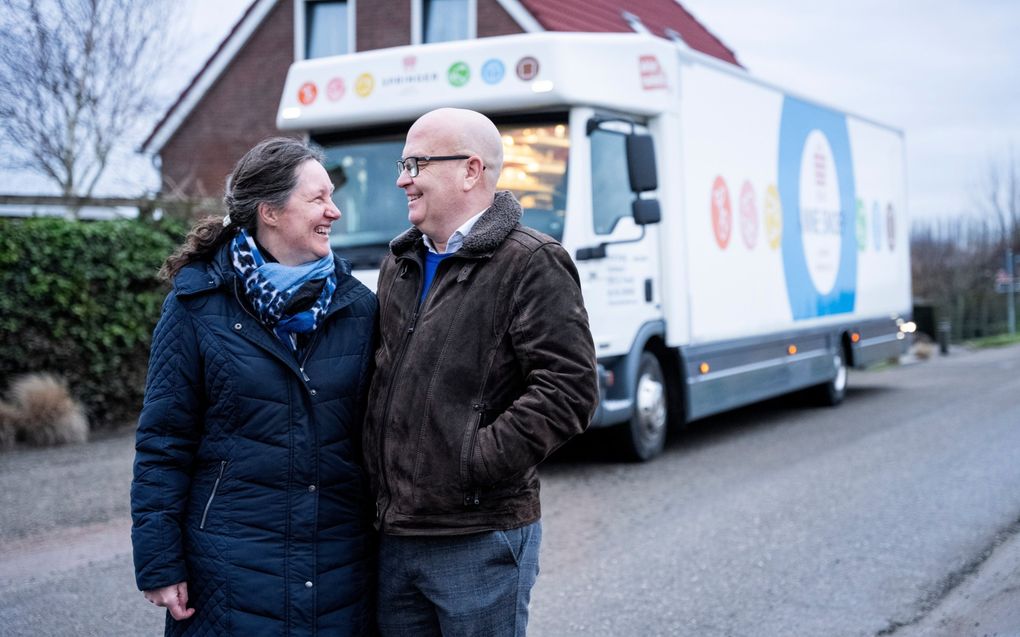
[298,82,317,105]
[764,184,782,250]
[516,56,539,81]
[327,77,345,101]
[355,73,374,97]
[448,62,470,87]
[481,58,505,85]
[710,176,732,250]
[856,198,867,252]
[739,180,758,250]
[777,96,857,319]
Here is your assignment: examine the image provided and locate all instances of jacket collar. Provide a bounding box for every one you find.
[389,190,523,259]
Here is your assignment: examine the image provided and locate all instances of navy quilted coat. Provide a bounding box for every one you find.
[131,244,378,636]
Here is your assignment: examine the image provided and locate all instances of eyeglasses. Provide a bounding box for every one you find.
[396,155,471,178]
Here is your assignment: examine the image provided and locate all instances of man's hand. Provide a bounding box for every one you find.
[143,581,196,620]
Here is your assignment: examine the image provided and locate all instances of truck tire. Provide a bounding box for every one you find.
[814,346,848,406]
[620,352,669,461]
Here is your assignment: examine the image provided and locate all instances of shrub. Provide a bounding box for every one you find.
[0,217,186,428]
[0,402,15,451]
[3,373,88,446]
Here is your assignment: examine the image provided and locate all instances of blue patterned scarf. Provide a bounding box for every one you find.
[230,229,337,352]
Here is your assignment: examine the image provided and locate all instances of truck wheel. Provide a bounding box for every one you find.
[620,352,669,461]
[815,347,848,406]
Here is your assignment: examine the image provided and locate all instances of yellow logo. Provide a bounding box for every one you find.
[764,184,783,250]
[355,73,375,97]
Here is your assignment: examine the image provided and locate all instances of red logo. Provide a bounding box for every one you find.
[711,176,732,250]
[639,55,667,90]
[327,77,345,101]
[403,56,417,72]
[298,82,317,106]
[516,56,539,81]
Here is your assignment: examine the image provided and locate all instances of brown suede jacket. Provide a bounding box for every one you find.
[364,191,598,535]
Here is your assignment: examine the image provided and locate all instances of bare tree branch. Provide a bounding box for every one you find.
[918,147,1020,338]
[0,0,176,211]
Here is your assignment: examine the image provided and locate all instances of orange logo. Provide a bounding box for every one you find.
[297,82,317,105]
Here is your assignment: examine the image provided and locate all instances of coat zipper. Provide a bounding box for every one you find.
[463,402,487,508]
[232,279,322,385]
[376,256,427,526]
[199,460,227,530]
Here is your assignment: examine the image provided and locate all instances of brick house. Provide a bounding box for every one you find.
[143,0,739,198]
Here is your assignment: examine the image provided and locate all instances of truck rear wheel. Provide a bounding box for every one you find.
[620,352,669,461]
[814,346,848,406]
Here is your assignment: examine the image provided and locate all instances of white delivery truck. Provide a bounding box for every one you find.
[277,32,912,460]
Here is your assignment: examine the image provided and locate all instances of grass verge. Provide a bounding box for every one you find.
[964,333,1020,349]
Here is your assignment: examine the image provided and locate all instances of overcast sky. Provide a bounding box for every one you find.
[5,0,1017,223]
[680,0,1020,221]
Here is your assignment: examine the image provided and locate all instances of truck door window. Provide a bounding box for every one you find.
[591,129,633,235]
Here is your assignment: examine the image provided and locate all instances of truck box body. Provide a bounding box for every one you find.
[277,33,911,458]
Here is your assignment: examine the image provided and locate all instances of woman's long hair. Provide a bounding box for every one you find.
[159,138,326,281]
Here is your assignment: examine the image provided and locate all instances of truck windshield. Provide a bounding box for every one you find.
[317,121,568,267]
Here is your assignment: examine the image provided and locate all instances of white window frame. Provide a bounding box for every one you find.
[295,0,358,60]
[411,0,477,45]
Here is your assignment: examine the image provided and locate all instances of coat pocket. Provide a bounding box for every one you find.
[199,460,227,530]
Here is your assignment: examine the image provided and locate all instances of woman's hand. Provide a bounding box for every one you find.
[143,582,196,620]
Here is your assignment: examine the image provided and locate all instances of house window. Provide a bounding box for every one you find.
[306,0,349,58]
[414,0,475,45]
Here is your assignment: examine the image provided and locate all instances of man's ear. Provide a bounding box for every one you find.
[462,156,485,191]
[258,201,279,227]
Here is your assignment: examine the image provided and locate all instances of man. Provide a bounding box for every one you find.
[363,107,599,636]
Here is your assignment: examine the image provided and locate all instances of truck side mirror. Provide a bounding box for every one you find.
[626,134,658,193]
[632,198,661,225]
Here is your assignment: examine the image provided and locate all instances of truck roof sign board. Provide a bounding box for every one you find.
[277,33,678,131]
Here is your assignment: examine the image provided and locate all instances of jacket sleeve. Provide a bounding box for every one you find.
[472,242,599,485]
[130,293,204,591]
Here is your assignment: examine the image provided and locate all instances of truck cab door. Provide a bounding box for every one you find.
[574,115,663,359]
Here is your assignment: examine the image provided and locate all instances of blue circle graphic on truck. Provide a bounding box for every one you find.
[778,96,857,319]
[481,59,505,85]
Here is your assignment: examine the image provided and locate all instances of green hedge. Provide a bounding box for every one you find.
[0,217,186,428]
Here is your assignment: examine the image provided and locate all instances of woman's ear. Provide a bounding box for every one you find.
[258,201,279,228]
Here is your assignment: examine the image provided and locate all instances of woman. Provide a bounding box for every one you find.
[131,138,377,636]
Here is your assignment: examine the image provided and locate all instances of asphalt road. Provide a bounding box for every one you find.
[1,343,1018,636]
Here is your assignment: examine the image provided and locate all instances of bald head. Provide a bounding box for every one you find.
[408,108,503,189]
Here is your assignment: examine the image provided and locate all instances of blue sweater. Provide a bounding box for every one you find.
[421,251,454,304]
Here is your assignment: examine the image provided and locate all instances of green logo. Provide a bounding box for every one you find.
[856,198,867,252]
[448,62,470,87]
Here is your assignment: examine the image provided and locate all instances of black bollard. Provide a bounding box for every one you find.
[937,320,951,355]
